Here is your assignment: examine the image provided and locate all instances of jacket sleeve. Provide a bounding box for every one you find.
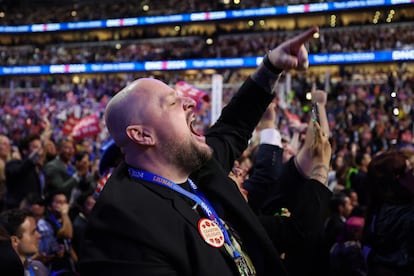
[43,162,77,197]
[244,143,284,213]
[205,77,274,173]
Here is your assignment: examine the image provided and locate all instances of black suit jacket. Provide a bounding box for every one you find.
[244,143,284,214]
[244,143,332,276]
[0,240,24,276]
[258,158,332,276]
[80,78,287,275]
[5,158,42,209]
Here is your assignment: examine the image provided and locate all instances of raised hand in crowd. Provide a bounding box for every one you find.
[295,88,329,178]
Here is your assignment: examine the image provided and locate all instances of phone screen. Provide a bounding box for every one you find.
[311,102,319,124]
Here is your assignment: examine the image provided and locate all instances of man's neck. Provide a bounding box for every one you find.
[19,254,26,266]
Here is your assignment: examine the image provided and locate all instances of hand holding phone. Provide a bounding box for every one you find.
[311,102,319,124]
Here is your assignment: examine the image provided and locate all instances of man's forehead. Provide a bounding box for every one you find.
[132,79,171,94]
[164,88,178,98]
[142,83,177,101]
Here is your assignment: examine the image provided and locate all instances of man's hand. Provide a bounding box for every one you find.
[256,102,276,130]
[311,90,327,106]
[309,121,331,185]
[311,121,330,160]
[311,89,329,137]
[59,203,70,216]
[268,26,318,71]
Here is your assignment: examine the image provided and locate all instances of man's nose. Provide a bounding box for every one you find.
[182,96,196,110]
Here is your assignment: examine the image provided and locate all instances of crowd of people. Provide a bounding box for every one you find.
[0,23,414,66]
[0,1,413,275]
[0,25,411,275]
[0,0,413,70]
[1,21,413,66]
[2,0,357,25]
[0,132,98,275]
[0,63,413,157]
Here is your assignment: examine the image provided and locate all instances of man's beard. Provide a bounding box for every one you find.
[163,137,212,173]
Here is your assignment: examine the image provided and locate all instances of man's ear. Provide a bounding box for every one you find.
[10,235,19,248]
[126,125,155,146]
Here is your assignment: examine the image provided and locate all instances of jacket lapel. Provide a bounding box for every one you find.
[137,176,202,231]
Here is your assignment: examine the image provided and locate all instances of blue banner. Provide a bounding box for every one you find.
[0,50,413,75]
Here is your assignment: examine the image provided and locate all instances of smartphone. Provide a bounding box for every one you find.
[311,102,319,124]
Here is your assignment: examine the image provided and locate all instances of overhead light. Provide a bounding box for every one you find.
[393,107,399,116]
[73,76,80,84]
[330,14,336,27]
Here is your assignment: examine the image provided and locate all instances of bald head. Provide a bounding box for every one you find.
[104,77,212,181]
[105,78,170,147]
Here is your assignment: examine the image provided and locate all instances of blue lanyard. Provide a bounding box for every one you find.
[128,167,241,258]
[25,258,36,276]
[28,265,35,276]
